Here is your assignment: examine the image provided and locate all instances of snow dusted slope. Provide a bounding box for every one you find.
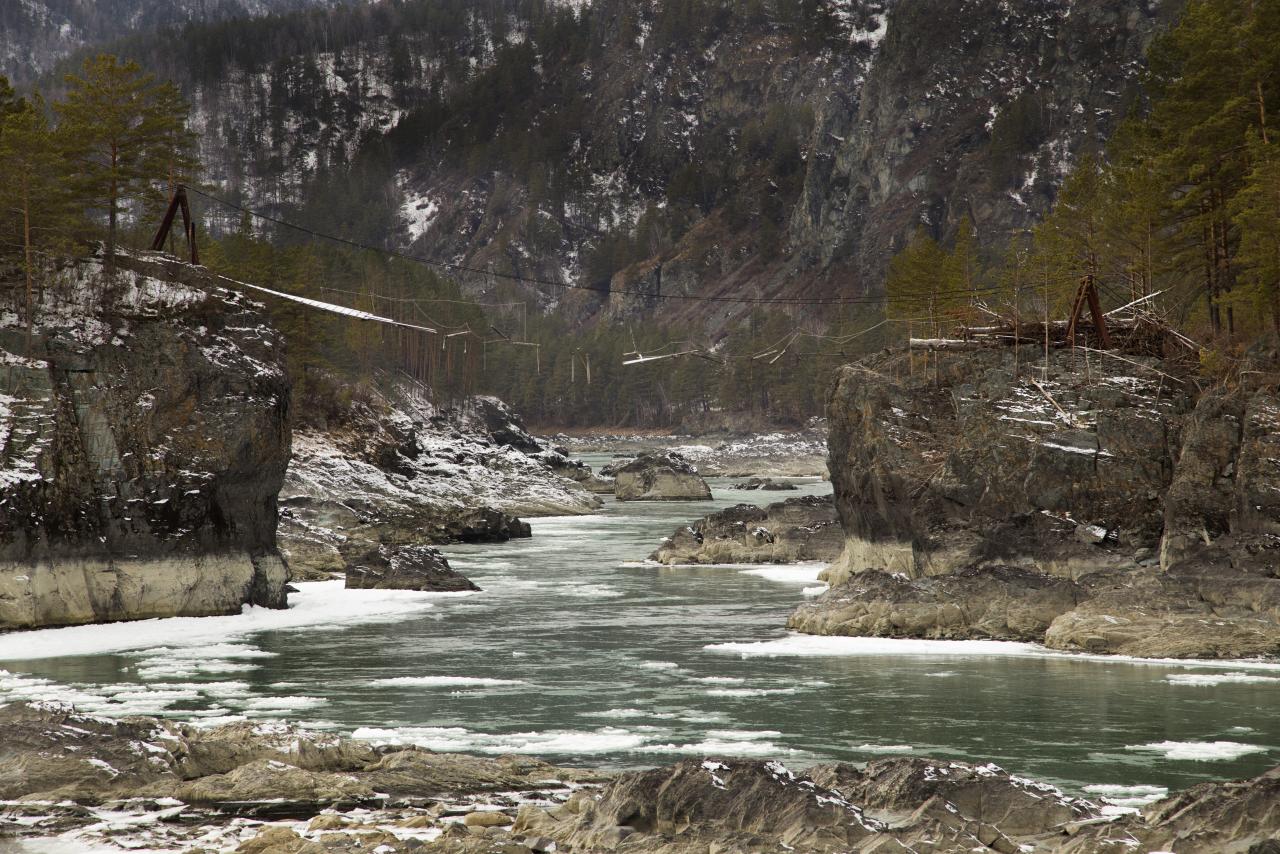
[0,249,292,630]
[278,386,601,579]
[1,0,342,83]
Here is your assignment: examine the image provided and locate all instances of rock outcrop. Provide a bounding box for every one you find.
[7,701,1280,853]
[802,341,1280,659]
[651,495,841,565]
[342,542,478,592]
[608,451,712,501]
[278,388,597,583]
[733,477,798,491]
[0,250,290,631]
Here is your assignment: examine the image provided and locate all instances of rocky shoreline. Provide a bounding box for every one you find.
[795,339,1280,661]
[278,394,601,591]
[2,701,1277,853]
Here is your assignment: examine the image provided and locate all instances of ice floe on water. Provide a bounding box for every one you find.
[801,585,829,597]
[690,676,746,684]
[706,687,801,697]
[738,564,827,583]
[636,661,682,671]
[0,581,467,662]
[1163,672,1280,687]
[855,743,914,754]
[1082,783,1169,808]
[352,725,650,754]
[642,737,802,757]
[236,695,328,712]
[706,633,1280,671]
[1124,741,1270,761]
[371,676,528,688]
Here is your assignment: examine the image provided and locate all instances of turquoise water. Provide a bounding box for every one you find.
[2,455,1277,804]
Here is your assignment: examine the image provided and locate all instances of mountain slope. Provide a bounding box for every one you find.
[101,0,1176,329]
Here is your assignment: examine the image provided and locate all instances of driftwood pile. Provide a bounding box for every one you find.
[910,285,1197,360]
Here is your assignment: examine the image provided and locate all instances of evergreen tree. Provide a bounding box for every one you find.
[0,96,75,342]
[1230,137,1280,332]
[55,54,197,278]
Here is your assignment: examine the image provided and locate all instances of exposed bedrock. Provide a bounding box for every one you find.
[733,476,799,491]
[0,250,291,631]
[7,702,1280,853]
[803,340,1280,658]
[278,392,595,586]
[651,495,841,565]
[606,451,713,501]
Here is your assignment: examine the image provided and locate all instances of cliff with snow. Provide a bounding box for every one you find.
[0,249,292,630]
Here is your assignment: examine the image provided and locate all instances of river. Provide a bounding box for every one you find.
[0,453,1276,810]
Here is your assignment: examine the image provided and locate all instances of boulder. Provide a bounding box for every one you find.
[611,452,712,501]
[651,495,841,564]
[514,757,884,852]
[1061,765,1280,853]
[342,542,479,592]
[733,477,798,491]
[793,561,1280,658]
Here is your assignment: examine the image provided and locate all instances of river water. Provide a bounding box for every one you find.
[1,453,1277,808]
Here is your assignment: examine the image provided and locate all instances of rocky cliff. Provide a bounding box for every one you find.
[795,339,1280,658]
[0,249,291,630]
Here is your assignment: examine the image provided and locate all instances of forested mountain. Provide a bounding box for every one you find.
[1,0,342,83]
[80,0,1173,331]
[8,0,1278,429]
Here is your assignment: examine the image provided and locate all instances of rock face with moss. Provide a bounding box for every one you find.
[0,250,291,630]
[800,340,1280,658]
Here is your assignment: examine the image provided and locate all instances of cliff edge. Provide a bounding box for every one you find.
[0,249,291,630]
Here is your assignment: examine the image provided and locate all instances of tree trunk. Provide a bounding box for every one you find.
[21,174,33,356]
[106,144,119,283]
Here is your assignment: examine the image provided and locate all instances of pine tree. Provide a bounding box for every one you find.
[885,227,950,339]
[0,96,75,345]
[55,54,197,279]
[1230,137,1280,332]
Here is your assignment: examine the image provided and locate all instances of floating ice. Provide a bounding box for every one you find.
[739,564,827,583]
[352,725,648,755]
[855,744,914,753]
[642,738,800,757]
[370,676,527,688]
[706,633,1280,671]
[1164,672,1280,687]
[1124,741,1269,761]
[0,581,465,662]
[1082,783,1169,807]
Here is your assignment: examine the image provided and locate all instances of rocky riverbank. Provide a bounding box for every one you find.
[279,393,601,589]
[797,339,1280,659]
[557,427,828,478]
[2,701,1277,853]
[0,249,291,631]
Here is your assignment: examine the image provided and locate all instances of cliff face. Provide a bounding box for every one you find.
[0,250,292,630]
[823,343,1279,582]
[800,340,1280,658]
